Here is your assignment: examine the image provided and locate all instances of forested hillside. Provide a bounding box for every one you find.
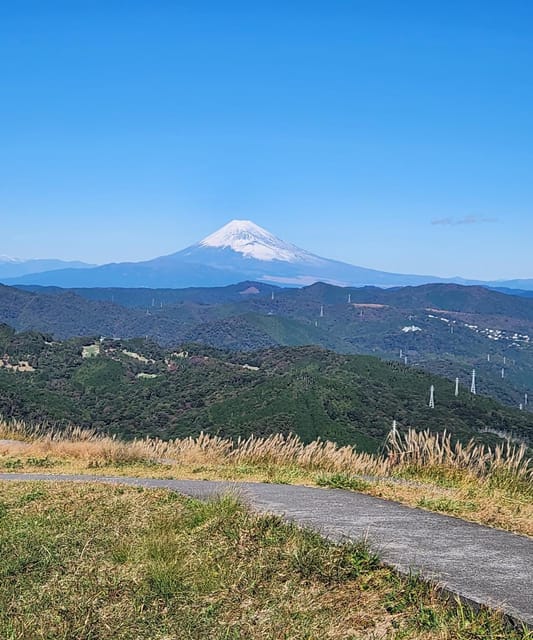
[1,324,532,451]
[4,282,533,411]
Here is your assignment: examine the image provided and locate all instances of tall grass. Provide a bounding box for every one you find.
[1,417,531,492]
[386,427,533,494]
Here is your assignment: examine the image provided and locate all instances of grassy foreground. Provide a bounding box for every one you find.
[1,420,532,537]
[0,481,530,640]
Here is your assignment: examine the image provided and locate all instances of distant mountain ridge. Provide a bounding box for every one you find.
[16,280,533,317]
[0,281,533,406]
[3,279,533,412]
[3,219,533,289]
[0,257,95,279]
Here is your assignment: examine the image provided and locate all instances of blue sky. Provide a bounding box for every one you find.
[1,1,532,280]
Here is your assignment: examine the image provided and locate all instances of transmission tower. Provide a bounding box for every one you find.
[471,369,477,395]
[429,385,435,409]
[455,377,459,397]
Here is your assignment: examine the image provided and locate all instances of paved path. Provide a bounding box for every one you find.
[1,473,531,628]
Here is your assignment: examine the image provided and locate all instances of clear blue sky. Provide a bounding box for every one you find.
[1,1,532,280]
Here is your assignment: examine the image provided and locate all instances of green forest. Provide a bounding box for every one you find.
[1,323,532,452]
[4,281,533,414]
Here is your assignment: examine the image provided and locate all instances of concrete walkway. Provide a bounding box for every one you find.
[0,473,531,628]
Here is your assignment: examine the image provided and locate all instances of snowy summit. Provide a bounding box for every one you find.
[5,218,494,289]
[197,220,318,263]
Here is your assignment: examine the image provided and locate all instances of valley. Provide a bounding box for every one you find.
[3,280,533,414]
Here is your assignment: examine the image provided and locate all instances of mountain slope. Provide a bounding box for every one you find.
[1,330,532,449]
[4,280,533,411]
[0,284,186,342]
[17,280,533,317]
[2,220,468,288]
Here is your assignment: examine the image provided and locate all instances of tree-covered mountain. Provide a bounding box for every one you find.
[18,279,533,318]
[1,325,532,451]
[4,281,533,410]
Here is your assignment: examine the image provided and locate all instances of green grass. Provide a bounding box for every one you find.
[0,481,530,640]
[316,472,372,492]
[416,497,479,515]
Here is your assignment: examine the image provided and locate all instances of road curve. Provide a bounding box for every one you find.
[0,473,531,628]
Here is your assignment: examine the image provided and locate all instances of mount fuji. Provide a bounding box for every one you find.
[174,220,454,287]
[2,219,530,289]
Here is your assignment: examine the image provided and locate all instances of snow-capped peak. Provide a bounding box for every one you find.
[0,255,21,264]
[197,220,318,263]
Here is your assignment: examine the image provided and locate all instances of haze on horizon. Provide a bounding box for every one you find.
[1,2,532,281]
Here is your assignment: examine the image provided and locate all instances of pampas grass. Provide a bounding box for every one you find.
[1,417,530,491]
